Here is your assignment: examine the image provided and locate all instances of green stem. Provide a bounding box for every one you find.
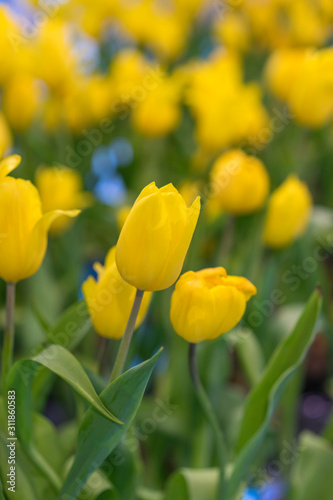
[109,289,144,383]
[27,444,62,493]
[189,343,228,500]
[2,283,16,389]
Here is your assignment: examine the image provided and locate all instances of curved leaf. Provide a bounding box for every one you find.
[6,344,122,446]
[289,432,333,500]
[165,469,218,500]
[226,289,322,499]
[60,349,163,500]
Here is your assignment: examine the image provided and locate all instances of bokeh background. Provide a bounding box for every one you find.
[0,1,333,499]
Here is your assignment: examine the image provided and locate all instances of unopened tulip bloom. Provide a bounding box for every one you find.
[170,267,256,343]
[116,182,201,291]
[210,150,270,215]
[264,175,312,248]
[0,156,80,283]
[83,247,152,339]
[35,166,91,234]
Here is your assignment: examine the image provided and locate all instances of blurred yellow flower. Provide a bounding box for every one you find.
[0,112,12,158]
[0,156,80,283]
[170,267,256,343]
[214,12,250,52]
[34,20,78,90]
[116,182,200,291]
[131,79,181,137]
[210,149,270,215]
[82,247,152,339]
[3,74,41,131]
[265,48,311,102]
[264,175,312,248]
[186,50,269,152]
[35,166,91,235]
[288,48,333,127]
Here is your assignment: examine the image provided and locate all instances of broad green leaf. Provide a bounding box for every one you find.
[233,328,265,386]
[137,487,164,500]
[0,478,4,500]
[226,289,322,500]
[32,301,92,410]
[77,469,119,500]
[60,349,163,500]
[6,345,122,445]
[165,469,218,500]
[45,301,91,351]
[289,432,333,500]
[0,433,37,500]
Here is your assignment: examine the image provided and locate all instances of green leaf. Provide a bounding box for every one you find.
[0,476,5,500]
[0,433,37,500]
[76,468,119,500]
[165,469,218,500]
[289,432,333,500]
[45,301,91,351]
[137,487,164,500]
[226,289,322,500]
[232,327,265,386]
[32,301,92,411]
[6,345,122,446]
[60,349,163,500]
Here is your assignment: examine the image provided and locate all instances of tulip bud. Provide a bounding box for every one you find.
[0,156,80,283]
[35,166,92,235]
[116,182,201,291]
[170,267,257,343]
[264,175,312,248]
[82,247,152,339]
[3,74,41,131]
[210,149,270,215]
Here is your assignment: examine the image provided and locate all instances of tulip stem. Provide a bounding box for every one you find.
[189,343,228,500]
[2,282,16,388]
[109,288,144,383]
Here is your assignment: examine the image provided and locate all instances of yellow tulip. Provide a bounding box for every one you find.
[131,79,181,138]
[264,175,312,249]
[0,156,80,283]
[116,182,201,291]
[264,49,311,102]
[35,166,91,235]
[170,267,257,343]
[210,149,270,215]
[82,247,152,339]
[2,74,41,131]
[0,112,12,158]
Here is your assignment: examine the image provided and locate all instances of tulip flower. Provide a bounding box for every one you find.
[210,149,270,215]
[82,247,152,339]
[0,155,80,283]
[35,166,92,235]
[170,267,257,343]
[0,111,12,158]
[116,182,201,291]
[264,175,312,248]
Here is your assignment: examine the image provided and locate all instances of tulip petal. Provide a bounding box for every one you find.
[210,285,246,338]
[135,182,158,203]
[116,191,172,290]
[151,195,201,290]
[24,209,80,279]
[0,177,42,282]
[0,154,21,179]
